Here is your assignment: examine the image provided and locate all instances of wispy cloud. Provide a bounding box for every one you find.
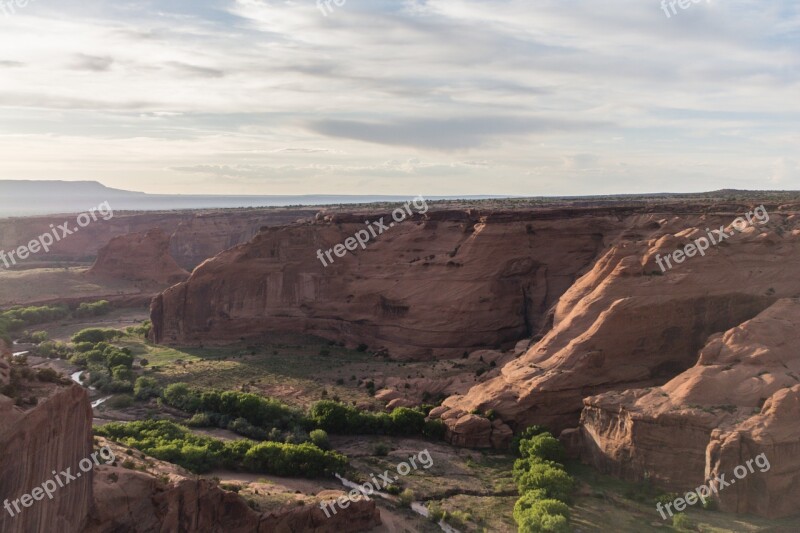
[0,0,796,195]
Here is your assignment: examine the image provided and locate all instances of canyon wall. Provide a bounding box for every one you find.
[574,299,800,518]
[0,383,94,533]
[87,228,190,284]
[0,208,316,270]
[434,208,800,439]
[87,469,381,533]
[150,208,638,358]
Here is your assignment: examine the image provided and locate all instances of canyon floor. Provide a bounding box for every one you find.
[16,304,800,533]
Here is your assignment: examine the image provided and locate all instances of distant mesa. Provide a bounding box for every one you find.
[87,228,190,285]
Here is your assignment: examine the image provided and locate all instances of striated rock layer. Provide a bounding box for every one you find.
[0,208,317,270]
[86,469,381,533]
[574,299,800,518]
[435,207,800,437]
[87,228,190,285]
[150,208,641,358]
[0,384,94,533]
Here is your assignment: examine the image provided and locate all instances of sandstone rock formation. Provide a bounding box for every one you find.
[151,208,632,357]
[86,469,380,533]
[87,229,190,285]
[0,384,93,533]
[573,298,800,518]
[435,208,800,436]
[0,208,317,270]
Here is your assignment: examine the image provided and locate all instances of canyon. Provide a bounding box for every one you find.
[144,198,800,520]
[4,193,800,531]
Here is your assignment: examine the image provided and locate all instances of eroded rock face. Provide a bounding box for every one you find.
[169,210,317,269]
[0,208,317,270]
[437,209,800,436]
[0,385,94,533]
[86,468,381,533]
[87,229,190,285]
[575,299,800,518]
[150,209,629,358]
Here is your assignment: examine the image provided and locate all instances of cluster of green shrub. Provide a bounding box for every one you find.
[73,300,111,317]
[95,419,346,477]
[307,400,445,438]
[0,302,113,345]
[161,384,446,442]
[0,304,70,342]
[69,329,135,394]
[125,320,151,338]
[512,427,575,533]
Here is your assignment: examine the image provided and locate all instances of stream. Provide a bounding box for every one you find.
[70,370,110,408]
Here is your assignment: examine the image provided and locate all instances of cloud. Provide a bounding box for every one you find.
[0,0,797,194]
[166,61,225,79]
[308,116,609,150]
[70,54,114,72]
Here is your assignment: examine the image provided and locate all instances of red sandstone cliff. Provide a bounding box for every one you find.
[150,209,632,358]
[574,299,800,518]
[434,208,799,441]
[0,383,94,533]
[86,468,381,533]
[87,228,190,285]
[0,208,317,270]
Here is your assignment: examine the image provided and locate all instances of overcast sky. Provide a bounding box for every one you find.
[0,0,798,196]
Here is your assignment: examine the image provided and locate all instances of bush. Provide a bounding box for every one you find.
[133,377,161,401]
[126,320,152,337]
[243,441,346,477]
[518,510,570,533]
[186,413,213,427]
[309,429,330,450]
[112,365,134,382]
[74,300,111,318]
[107,394,134,409]
[511,426,549,455]
[423,419,447,440]
[519,434,565,464]
[513,491,568,525]
[373,443,390,456]
[36,368,62,383]
[73,342,96,353]
[426,501,445,522]
[515,462,575,503]
[36,341,71,359]
[95,420,347,477]
[28,331,49,343]
[389,407,426,436]
[398,489,415,507]
[71,328,121,344]
[672,513,692,531]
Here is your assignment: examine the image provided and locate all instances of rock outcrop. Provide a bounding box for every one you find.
[86,469,381,533]
[150,208,632,357]
[573,298,800,518]
[0,208,317,270]
[87,229,190,284]
[0,384,94,533]
[435,207,800,436]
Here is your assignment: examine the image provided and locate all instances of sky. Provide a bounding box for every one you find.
[0,0,798,196]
